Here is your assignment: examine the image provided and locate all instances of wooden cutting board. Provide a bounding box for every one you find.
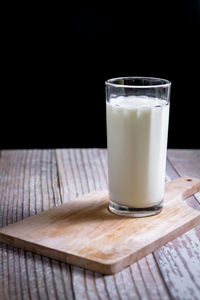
[0,177,200,274]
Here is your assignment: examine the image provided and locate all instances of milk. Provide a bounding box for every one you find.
[106,96,169,208]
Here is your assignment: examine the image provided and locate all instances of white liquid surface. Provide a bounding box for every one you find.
[106,96,169,208]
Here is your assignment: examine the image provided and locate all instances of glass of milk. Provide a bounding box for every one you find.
[106,77,171,217]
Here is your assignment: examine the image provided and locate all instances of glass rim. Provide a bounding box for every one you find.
[105,76,171,89]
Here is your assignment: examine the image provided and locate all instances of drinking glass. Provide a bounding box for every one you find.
[105,77,171,217]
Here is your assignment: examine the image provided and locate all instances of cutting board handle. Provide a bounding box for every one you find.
[165,177,200,203]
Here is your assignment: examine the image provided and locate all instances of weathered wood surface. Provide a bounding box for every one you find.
[0,149,200,299]
[154,150,200,300]
[0,177,200,275]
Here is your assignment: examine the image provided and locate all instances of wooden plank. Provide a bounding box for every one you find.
[153,152,200,300]
[168,150,200,178]
[0,150,73,300]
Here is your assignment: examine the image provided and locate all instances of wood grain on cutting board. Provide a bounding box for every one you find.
[0,177,200,274]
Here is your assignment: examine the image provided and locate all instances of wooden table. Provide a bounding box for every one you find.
[0,149,200,300]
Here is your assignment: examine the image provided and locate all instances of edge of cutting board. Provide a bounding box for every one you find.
[0,213,200,274]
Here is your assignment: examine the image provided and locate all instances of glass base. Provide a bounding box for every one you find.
[109,199,163,217]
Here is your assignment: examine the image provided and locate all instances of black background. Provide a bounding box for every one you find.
[2,1,200,149]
